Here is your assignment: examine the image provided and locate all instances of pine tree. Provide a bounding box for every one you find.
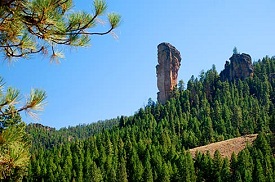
[254,132,271,156]
[220,158,231,182]
[237,149,253,182]
[128,147,144,182]
[117,155,128,182]
[235,171,243,182]
[143,150,153,182]
[90,161,103,182]
[200,152,213,181]
[83,149,92,181]
[159,162,170,182]
[0,0,120,61]
[263,155,274,182]
[254,159,265,182]
[230,152,238,181]
[213,150,223,182]
[0,83,46,180]
[186,152,196,182]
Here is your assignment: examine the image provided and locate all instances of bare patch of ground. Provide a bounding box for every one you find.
[189,134,258,158]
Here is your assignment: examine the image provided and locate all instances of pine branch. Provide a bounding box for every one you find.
[0,0,121,60]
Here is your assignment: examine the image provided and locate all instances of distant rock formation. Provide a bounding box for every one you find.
[156,43,181,104]
[220,53,254,82]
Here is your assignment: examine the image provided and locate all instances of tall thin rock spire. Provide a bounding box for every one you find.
[156,42,181,104]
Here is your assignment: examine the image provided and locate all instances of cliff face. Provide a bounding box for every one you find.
[220,53,254,82]
[156,43,181,104]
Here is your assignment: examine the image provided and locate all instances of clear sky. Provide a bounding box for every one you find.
[1,0,275,129]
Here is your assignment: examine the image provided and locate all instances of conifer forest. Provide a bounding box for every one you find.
[1,0,275,181]
[24,56,275,181]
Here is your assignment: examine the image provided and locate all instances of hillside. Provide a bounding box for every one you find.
[27,118,119,151]
[189,134,258,158]
[25,54,275,181]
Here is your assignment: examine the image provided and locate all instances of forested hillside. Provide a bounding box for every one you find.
[25,55,275,181]
[27,119,119,151]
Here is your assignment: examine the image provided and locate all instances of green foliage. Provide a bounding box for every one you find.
[0,0,121,61]
[233,46,239,54]
[0,78,46,180]
[0,1,120,180]
[0,117,30,181]
[25,56,275,181]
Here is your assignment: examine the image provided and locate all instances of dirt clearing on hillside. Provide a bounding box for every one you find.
[189,134,258,158]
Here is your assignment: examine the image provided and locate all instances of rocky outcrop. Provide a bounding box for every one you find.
[156,43,181,104]
[220,53,254,82]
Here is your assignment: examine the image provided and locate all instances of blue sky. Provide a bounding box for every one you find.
[1,0,275,129]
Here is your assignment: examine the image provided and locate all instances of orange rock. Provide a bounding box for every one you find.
[156,43,181,104]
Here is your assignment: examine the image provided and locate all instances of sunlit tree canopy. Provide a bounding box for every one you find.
[0,0,121,61]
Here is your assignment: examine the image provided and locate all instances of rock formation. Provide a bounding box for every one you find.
[220,53,254,82]
[156,43,181,104]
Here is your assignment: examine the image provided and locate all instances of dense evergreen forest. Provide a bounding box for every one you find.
[24,55,275,181]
